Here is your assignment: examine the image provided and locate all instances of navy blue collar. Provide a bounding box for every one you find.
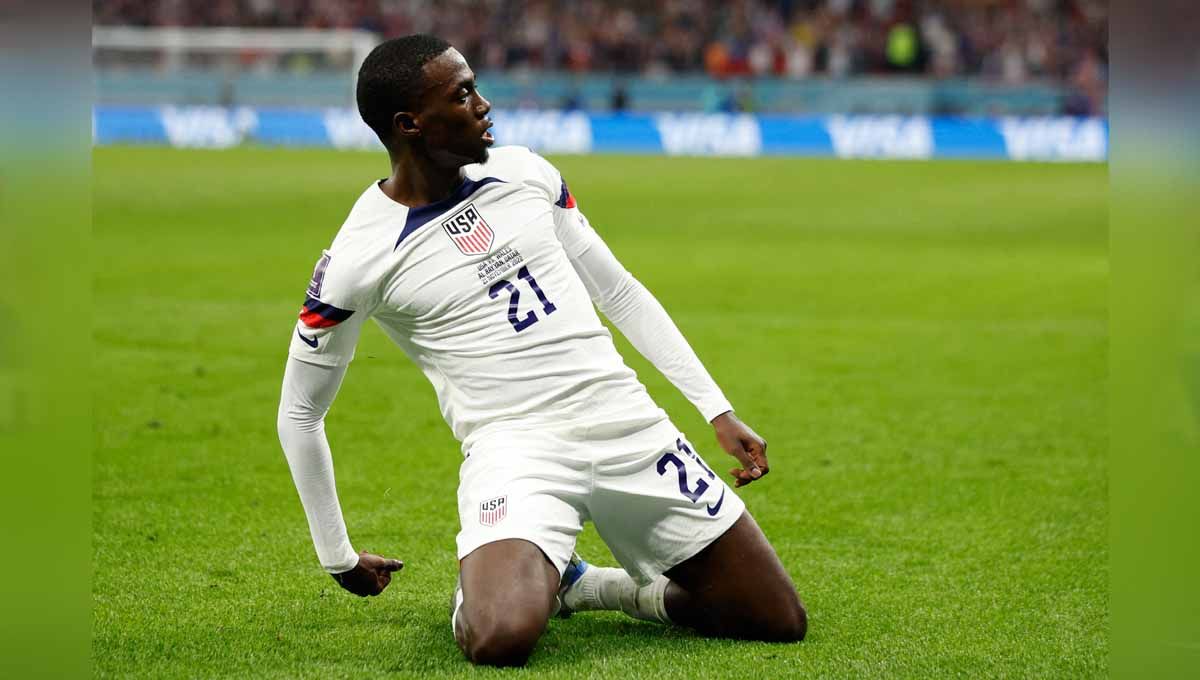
[394,176,504,250]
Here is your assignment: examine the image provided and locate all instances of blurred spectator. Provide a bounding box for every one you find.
[561,89,585,111]
[611,83,629,112]
[95,0,1107,97]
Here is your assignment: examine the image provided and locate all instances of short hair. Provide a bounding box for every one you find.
[356,34,453,144]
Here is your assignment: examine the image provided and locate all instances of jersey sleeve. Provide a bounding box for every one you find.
[277,356,359,573]
[534,154,735,423]
[288,249,379,367]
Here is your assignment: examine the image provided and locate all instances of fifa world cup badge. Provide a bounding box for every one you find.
[479,496,507,526]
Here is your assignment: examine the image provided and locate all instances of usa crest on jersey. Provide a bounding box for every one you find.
[442,202,494,256]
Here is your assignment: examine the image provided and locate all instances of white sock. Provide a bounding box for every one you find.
[564,566,672,624]
[451,587,465,643]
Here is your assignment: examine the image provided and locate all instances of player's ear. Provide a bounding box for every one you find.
[393,111,420,139]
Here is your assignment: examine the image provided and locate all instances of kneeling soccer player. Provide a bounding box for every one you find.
[277,35,807,667]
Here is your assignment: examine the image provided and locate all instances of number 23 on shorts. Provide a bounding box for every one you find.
[656,439,726,515]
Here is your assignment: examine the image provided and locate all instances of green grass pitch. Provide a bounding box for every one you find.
[94,147,1107,678]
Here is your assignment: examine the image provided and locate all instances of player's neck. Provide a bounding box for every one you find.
[380,151,467,209]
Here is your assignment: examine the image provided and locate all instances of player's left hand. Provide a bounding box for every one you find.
[711,411,769,487]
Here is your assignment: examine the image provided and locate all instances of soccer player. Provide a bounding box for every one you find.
[277,35,807,667]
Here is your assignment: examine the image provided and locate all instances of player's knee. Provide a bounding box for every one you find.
[760,596,807,643]
[735,589,806,643]
[465,614,545,667]
[777,599,808,642]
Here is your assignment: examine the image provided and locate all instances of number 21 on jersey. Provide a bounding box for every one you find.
[488,265,557,332]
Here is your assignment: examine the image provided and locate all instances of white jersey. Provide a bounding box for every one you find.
[287,146,729,452]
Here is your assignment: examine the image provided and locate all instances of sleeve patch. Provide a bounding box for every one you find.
[555,179,577,209]
[307,252,332,298]
[299,297,355,329]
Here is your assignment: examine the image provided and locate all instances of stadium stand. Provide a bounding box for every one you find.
[93,1,1107,78]
[92,1,1107,158]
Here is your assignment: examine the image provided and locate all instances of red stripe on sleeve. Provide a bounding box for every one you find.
[299,308,341,329]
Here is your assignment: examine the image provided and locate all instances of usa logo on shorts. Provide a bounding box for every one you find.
[442,202,494,256]
[479,495,507,526]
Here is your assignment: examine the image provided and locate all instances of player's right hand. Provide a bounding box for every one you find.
[331,550,404,597]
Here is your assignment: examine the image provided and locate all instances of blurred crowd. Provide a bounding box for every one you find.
[95,0,1107,87]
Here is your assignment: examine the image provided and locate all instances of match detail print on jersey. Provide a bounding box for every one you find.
[442,202,495,256]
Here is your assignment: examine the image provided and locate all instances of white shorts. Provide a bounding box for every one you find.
[455,418,746,586]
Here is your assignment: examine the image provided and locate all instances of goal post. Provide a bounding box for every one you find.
[92,26,380,107]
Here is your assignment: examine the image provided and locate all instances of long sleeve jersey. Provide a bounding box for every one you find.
[277,146,732,572]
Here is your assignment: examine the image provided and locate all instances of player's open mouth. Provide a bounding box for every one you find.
[481,121,494,144]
